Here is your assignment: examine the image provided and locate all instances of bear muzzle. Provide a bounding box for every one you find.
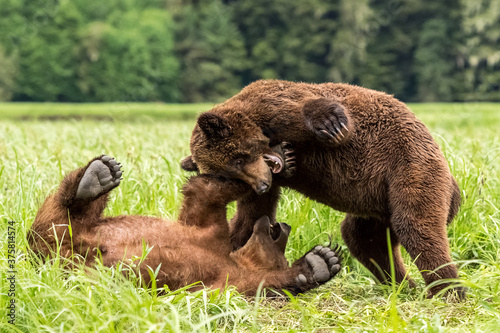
[255,181,270,195]
[236,156,274,195]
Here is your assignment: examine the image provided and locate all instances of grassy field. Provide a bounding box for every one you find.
[0,102,499,332]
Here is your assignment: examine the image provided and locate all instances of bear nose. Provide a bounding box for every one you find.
[255,181,270,195]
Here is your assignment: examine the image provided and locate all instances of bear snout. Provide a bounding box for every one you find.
[255,181,270,195]
[237,157,274,195]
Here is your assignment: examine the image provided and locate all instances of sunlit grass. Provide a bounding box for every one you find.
[0,103,499,332]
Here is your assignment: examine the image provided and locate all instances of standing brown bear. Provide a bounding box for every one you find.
[181,79,463,298]
[29,155,342,296]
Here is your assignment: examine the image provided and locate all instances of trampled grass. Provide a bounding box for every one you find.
[0,102,499,332]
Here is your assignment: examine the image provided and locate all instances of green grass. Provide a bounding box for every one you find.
[0,102,213,121]
[0,102,499,332]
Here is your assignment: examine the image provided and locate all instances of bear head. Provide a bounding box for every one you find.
[230,216,291,271]
[181,109,282,195]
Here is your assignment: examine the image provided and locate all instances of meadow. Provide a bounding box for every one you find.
[0,102,499,332]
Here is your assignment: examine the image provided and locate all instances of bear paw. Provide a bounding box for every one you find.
[295,244,342,287]
[76,155,123,200]
[277,142,296,178]
[303,98,350,145]
[264,142,296,178]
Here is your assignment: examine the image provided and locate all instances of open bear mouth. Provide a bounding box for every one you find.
[270,222,282,241]
[270,221,291,253]
[263,153,283,174]
[254,216,291,253]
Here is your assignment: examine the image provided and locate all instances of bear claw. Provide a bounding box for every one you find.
[76,155,123,200]
[317,120,348,144]
[268,142,296,178]
[306,103,349,145]
[282,142,297,174]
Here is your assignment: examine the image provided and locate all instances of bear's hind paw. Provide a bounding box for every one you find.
[76,155,123,200]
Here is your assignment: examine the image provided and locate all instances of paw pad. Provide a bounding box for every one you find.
[76,155,123,200]
[296,274,307,285]
[296,244,342,286]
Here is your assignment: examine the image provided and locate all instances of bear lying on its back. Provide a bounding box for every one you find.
[182,79,463,298]
[29,154,342,296]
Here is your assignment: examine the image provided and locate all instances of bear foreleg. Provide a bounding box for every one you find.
[228,244,342,296]
[230,185,281,250]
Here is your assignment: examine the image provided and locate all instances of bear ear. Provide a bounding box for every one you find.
[180,156,199,172]
[197,112,232,138]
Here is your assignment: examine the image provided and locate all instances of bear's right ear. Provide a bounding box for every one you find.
[180,156,199,172]
[197,112,232,138]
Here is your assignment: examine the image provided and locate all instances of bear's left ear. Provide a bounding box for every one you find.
[180,155,199,172]
[197,112,232,138]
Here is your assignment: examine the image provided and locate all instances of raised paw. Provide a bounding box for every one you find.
[303,98,350,145]
[264,142,296,178]
[295,244,342,287]
[76,155,123,200]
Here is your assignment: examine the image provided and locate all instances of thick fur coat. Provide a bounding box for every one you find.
[182,79,462,298]
[29,155,341,295]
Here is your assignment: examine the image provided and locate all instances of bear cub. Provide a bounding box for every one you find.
[29,154,342,296]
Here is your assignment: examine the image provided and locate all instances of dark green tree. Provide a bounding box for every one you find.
[77,9,179,102]
[1,0,82,101]
[230,0,337,83]
[414,19,460,101]
[170,0,247,102]
[0,46,17,101]
[0,0,498,102]
[460,0,500,101]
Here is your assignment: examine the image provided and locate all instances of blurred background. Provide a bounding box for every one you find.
[0,0,498,104]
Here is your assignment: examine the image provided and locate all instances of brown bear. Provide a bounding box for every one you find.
[28,154,342,296]
[181,79,463,298]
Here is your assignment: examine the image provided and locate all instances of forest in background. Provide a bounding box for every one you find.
[0,0,498,103]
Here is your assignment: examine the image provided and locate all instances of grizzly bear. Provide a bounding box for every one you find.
[181,79,463,298]
[28,154,342,296]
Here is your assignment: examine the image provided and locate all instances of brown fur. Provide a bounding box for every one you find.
[182,79,463,298]
[28,156,339,296]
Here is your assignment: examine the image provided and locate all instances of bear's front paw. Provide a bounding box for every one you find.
[76,155,123,200]
[295,244,342,288]
[279,142,296,178]
[264,142,296,178]
[303,98,350,145]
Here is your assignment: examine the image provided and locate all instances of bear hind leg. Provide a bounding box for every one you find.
[391,210,465,299]
[30,155,122,257]
[57,155,122,220]
[341,214,414,287]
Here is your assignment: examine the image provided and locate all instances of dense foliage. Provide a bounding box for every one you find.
[0,0,498,102]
